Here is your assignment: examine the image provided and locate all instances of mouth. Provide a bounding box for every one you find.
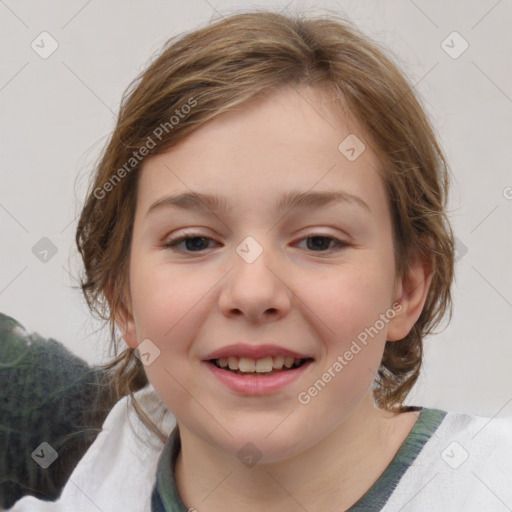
[208,356,314,377]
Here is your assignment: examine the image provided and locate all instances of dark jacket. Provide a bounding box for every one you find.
[0,313,118,508]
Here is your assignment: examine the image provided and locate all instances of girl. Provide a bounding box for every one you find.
[9,9,512,512]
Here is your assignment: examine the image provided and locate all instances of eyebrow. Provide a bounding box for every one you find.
[146,189,371,217]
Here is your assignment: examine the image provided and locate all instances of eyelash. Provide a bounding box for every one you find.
[162,231,349,254]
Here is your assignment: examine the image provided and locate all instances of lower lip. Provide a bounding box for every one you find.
[203,360,313,395]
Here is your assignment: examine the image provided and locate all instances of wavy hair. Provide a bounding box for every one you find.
[75,10,454,440]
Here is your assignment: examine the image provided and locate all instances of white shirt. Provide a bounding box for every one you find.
[6,386,512,512]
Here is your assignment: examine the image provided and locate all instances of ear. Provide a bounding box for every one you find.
[387,253,433,342]
[106,283,139,350]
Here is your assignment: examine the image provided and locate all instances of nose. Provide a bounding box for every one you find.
[218,239,292,323]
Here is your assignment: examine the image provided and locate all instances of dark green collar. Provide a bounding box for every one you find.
[151,407,447,511]
[347,407,446,510]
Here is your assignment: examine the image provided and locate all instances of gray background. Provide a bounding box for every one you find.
[1,0,511,417]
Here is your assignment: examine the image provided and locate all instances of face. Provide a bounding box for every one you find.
[119,85,414,463]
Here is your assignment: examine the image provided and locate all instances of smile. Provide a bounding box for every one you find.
[204,357,314,395]
[210,356,310,376]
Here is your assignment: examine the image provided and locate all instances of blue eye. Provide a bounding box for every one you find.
[162,233,348,253]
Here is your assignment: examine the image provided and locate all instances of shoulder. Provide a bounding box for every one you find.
[438,409,512,459]
[384,408,512,511]
[0,312,117,509]
[7,385,177,512]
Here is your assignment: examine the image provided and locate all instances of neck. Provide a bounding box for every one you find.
[174,396,416,512]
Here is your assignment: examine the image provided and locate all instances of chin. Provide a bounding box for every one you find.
[208,418,315,466]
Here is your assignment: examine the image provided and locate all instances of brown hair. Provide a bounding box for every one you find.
[75,9,454,440]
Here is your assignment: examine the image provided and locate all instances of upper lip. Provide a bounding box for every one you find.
[203,343,314,361]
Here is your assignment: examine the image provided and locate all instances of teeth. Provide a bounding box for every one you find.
[239,357,256,372]
[273,355,284,369]
[255,357,273,373]
[284,357,294,369]
[214,356,305,373]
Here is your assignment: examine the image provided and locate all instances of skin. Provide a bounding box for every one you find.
[115,85,432,511]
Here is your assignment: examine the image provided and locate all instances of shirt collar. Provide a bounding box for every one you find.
[151,407,447,511]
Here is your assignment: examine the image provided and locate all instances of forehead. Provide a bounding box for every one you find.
[136,85,388,220]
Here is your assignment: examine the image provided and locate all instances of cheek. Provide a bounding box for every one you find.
[305,264,394,343]
[300,265,393,399]
[128,261,211,409]
[131,261,199,341]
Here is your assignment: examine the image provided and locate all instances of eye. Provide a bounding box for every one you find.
[296,235,348,252]
[162,232,349,254]
[162,232,216,252]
